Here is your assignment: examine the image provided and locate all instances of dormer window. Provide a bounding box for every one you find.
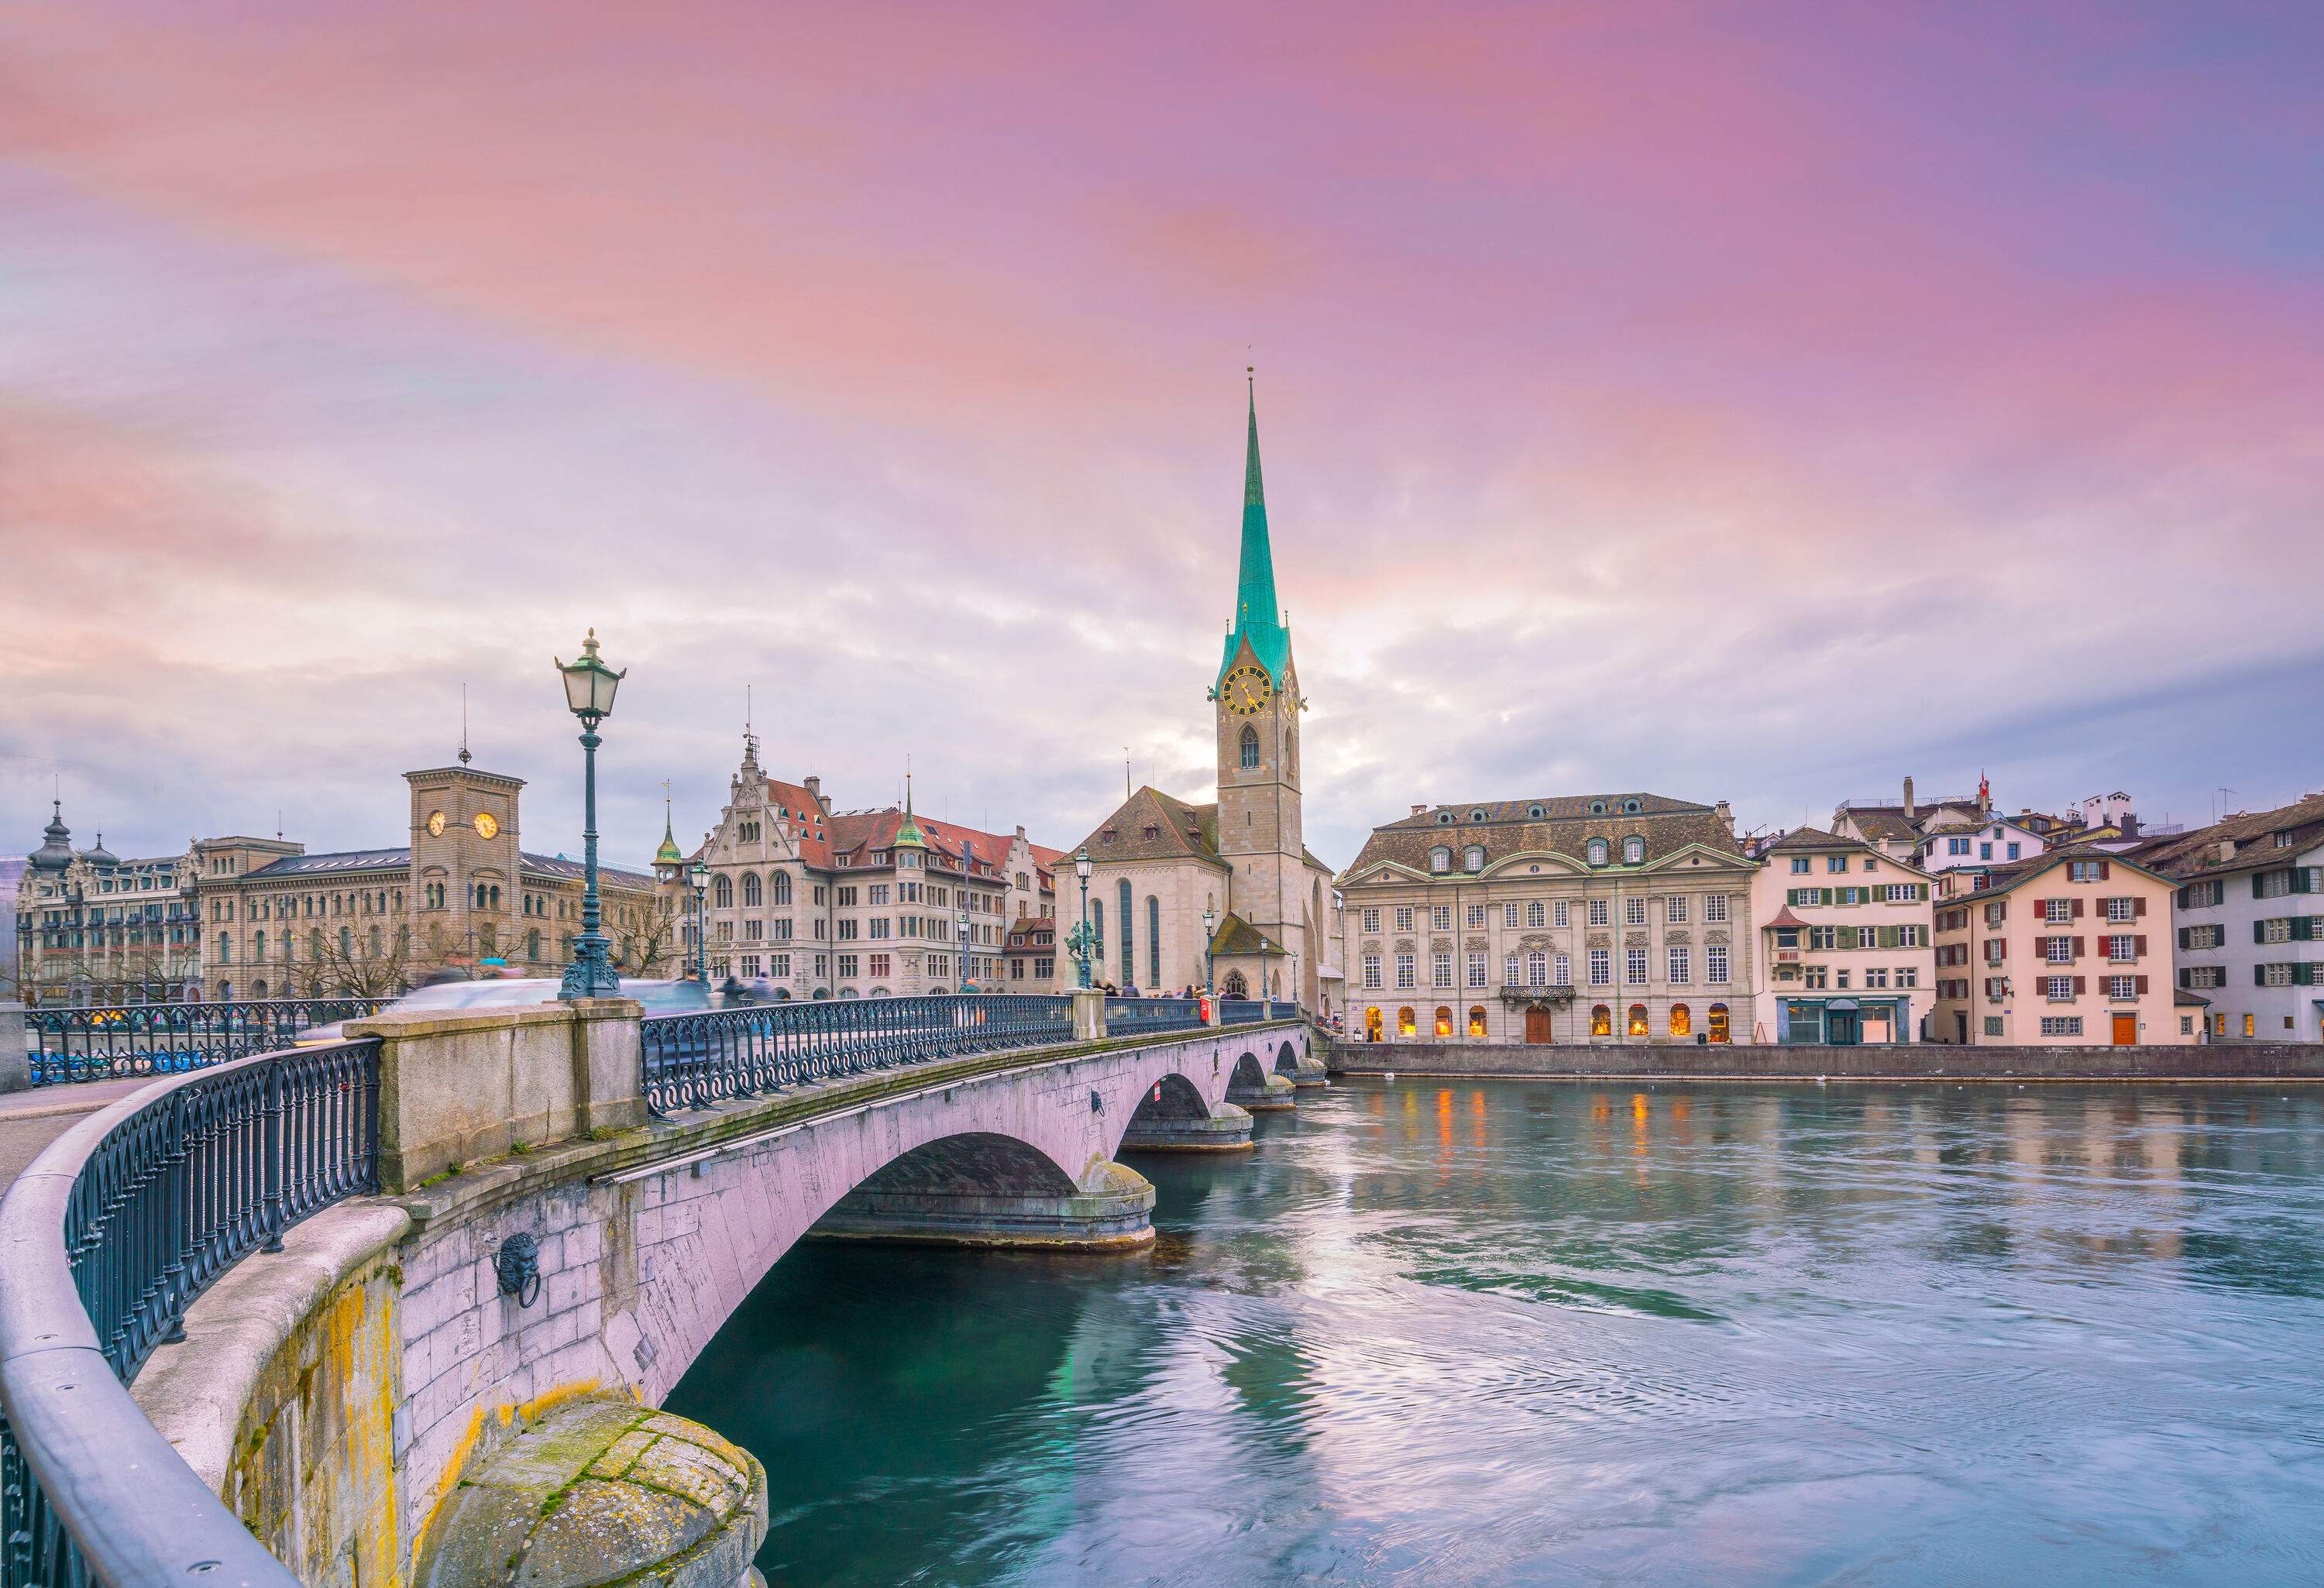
[1587,838,1610,866]
[1438,812,1455,826]
[1527,803,1545,819]
[1590,800,1607,816]
[1623,799,1642,814]
[1623,836,1645,864]
[1143,825,1159,840]
[1430,847,1452,872]
[1470,808,1487,823]
[1465,845,1485,871]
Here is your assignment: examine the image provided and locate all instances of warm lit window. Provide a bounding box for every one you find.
[1468,1005,1487,1038]
[1707,1003,1731,1043]
[1435,1005,1453,1037]
[1669,1003,1692,1037]
[1398,1005,1418,1038]
[1365,1007,1384,1042]
[1590,1003,1613,1037]
[1627,1003,1649,1036]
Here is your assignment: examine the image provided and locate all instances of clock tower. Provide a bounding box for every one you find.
[1212,377,1312,988]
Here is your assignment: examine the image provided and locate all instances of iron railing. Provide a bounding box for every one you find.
[0,1039,380,1588]
[1220,1000,1274,1025]
[25,997,390,1088]
[1102,995,1205,1036]
[642,993,1074,1115]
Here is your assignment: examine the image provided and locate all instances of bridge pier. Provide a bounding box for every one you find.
[1119,1097,1254,1151]
[811,1157,1157,1250]
[1226,1048,1298,1111]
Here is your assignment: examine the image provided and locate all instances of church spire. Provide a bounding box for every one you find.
[1219,370,1291,687]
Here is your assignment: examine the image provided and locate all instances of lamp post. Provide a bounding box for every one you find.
[687,860,709,983]
[956,838,975,993]
[1202,906,1216,1002]
[553,629,626,1001]
[1073,847,1093,990]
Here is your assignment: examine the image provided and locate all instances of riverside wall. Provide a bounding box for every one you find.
[1324,1040,2324,1081]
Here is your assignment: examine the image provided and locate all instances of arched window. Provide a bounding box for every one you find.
[1431,847,1451,872]
[772,871,792,906]
[1147,895,1160,986]
[1708,1003,1731,1043]
[1465,845,1485,871]
[527,930,541,961]
[1627,1002,1650,1036]
[1117,879,1134,983]
[1365,1006,1384,1042]
[1587,838,1609,866]
[1526,950,1546,985]
[1397,1005,1418,1038]
[713,873,734,909]
[253,979,266,999]
[1239,725,1260,771]
[339,926,352,956]
[309,928,324,959]
[255,930,266,960]
[1590,1002,1612,1037]
[1467,1005,1487,1038]
[741,873,762,908]
[1224,969,1247,999]
[1669,1002,1692,1038]
[1092,899,1105,964]
[1623,836,1645,864]
[369,926,382,957]
[218,981,232,1000]
[1435,1005,1453,1037]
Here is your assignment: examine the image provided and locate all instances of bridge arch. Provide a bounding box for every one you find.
[1274,1038,1300,1076]
[1230,1050,1268,1091]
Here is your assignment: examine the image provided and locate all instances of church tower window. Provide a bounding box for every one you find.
[1239,725,1260,771]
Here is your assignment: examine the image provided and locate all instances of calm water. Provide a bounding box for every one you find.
[665,1081,2324,1586]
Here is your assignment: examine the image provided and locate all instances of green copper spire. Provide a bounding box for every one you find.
[892,769,927,850]
[1219,370,1291,687]
[655,793,682,867]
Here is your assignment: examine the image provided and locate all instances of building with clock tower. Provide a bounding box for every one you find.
[1061,380,1339,1012]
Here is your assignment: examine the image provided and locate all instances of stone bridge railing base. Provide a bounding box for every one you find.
[810,1159,1157,1251]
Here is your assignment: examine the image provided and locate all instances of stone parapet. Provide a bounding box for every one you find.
[349,998,645,1192]
[0,1002,27,1094]
[1325,1039,2324,1081]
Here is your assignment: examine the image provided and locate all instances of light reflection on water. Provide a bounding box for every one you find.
[665,1081,2324,1586]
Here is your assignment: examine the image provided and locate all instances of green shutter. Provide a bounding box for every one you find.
[2256,920,2268,944]
[2256,965,2268,986]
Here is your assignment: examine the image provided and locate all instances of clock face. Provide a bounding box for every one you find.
[426,810,446,837]
[473,812,500,840]
[1222,664,1273,717]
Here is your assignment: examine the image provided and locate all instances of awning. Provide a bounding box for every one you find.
[1826,998,1859,1012]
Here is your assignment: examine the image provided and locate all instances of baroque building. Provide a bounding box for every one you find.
[13,803,202,1003]
[1061,380,1339,1008]
[686,734,1061,999]
[1336,793,1755,1044]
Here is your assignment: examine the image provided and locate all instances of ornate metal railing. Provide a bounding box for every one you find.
[25,996,390,1088]
[641,993,1074,1115]
[1219,1000,1274,1024]
[1103,995,1205,1036]
[0,1039,380,1587]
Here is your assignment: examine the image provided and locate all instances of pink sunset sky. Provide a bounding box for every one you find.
[3,1,2319,870]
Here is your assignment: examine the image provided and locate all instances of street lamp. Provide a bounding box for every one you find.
[1073,846,1093,990]
[1202,906,1216,1002]
[553,628,625,1001]
[686,859,709,983]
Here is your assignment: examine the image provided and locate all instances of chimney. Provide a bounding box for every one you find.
[1411,804,1428,817]
[1714,799,1734,835]
[2121,813,2140,840]
[1901,776,1916,820]
[804,775,827,814]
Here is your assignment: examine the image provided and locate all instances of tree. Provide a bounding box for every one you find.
[612,894,684,978]
[306,926,415,999]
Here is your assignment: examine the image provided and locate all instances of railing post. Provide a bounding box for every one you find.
[0,1000,27,1094]
[1071,988,1106,1043]
[258,1058,287,1253]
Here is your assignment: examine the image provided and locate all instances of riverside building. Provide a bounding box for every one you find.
[1336,792,1755,1045]
[1749,827,1936,1045]
[2128,792,2324,1043]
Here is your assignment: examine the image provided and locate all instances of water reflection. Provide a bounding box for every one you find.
[666,1081,2324,1586]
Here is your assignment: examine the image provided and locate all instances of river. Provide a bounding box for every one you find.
[664,1078,2324,1586]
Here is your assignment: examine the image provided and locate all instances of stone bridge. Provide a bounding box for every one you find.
[101,997,1322,1586]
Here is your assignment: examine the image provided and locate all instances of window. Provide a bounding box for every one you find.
[1668,947,1690,984]
[1362,908,1380,934]
[1503,950,1522,985]
[2044,974,2072,999]
[2040,1016,2084,1036]
[1501,902,1521,929]
[2068,861,2105,883]
[1588,899,1609,927]
[1896,967,1917,988]
[1864,968,1888,989]
[1984,1016,2006,1036]
[1433,953,1453,987]
[1117,880,1133,981]
[1526,900,1546,929]
[1398,1006,1418,1038]
[1435,1005,1454,1038]
[1588,948,1611,985]
[1528,950,1547,985]
[1466,904,1487,929]
[1790,858,1811,874]
[1362,954,1381,989]
[2106,934,2137,961]
[1431,847,1452,873]
[1396,954,1416,988]
[1824,855,1846,874]
[1948,837,1971,856]
[2044,898,2071,923]
[1625,947,1648,983]
[2047,937,2073,963]
[1627,1003,1649,1036]
[1587,839,1609,866]
[1554,900,1570,926]
[1395,906,1414,933]
[1239,726,1260,770]
[2178,879,2225,909]
[1468,1005,1487,1038]
[1623,837,1645,864]
[1705,894,1728,924]
[1431,906,1452,932]
[741,873,763,908]
[1666,895,1687,924]
[1706,945,1728,983]
[1669,1003,1692,1037]
[1148,895,1160,986]
[1467,952,1487,988]
[1810,926,1836,951]
[1707,1003,1731,1043]
[2106,974,2137,999]
[1466,845,1486,871]
[1590,1003,1613,1036]
[2006,844,2021,860]
[1625,897,1647,926]
[713,873,734,909]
